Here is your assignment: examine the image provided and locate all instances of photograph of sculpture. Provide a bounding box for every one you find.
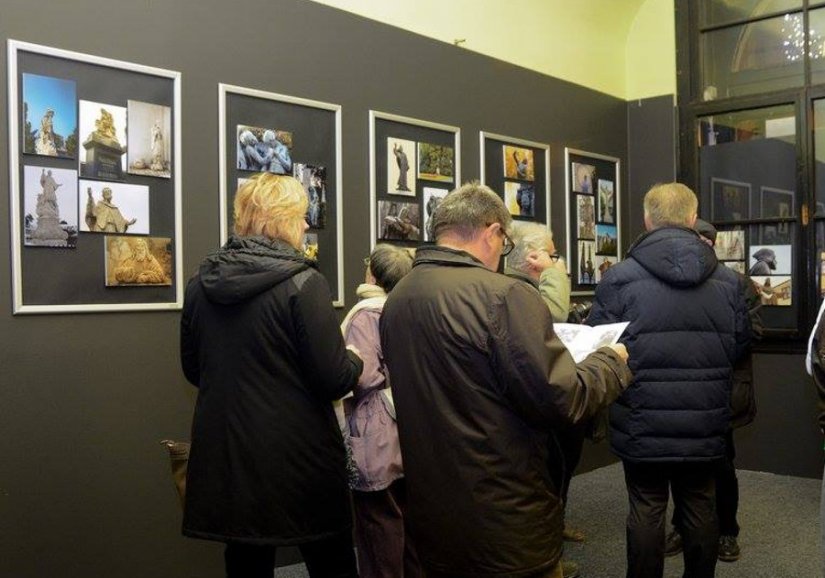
[22,73,77,158]
[236,125,293,174]
[127,100,171,178]
[387,137,416,196]
[598,179,615,223]
[23,165,78,248]
[572,162,596,194]
[79,100,128,180]
[577,194,596,240]
[504,181,535,217]
[748,244,791,276]
[750,275,791,306]
[596,224,618,255]
[723,261,746,274]
[595,255,615,283]
[578,240,596,285]
[304,233,319,260]
[80,180,150,236]
[714,230,745,261]
[759,187,794,219]
[711,178,751,222]
[417,142,454,182]
[293,163,327,229]
[423,187,448,241]
[378,200,421,241]
[503,145,534,181]
[104,236,173,287]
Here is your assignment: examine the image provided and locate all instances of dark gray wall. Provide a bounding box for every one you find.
[0,1,628,577]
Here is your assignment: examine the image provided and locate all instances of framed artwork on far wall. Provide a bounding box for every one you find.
[711,177,751,222]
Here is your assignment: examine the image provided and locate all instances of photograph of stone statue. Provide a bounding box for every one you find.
[236,125,293,174]
[127,100,172,178]
[578,240,596,285]
[598,179,615,223]
[711,178,751,222]
[105,236,172,287]
[293,163,327,229]
[503,145,534,181]
[504,181,535,217]
[596,224,618,255]
[423,187,448,241]
[79,100,128,180]
[750,275,791,306]
[417,142,454,183]
[748,244,791,276]
[23,165,78,248]
[577,194,596,240]
[722,261,746,275]
[387,137,416,196]
[80,180,150,236]
[714,230,745,261]
[22,73,78,159]
[595,256,615,282]
[572,162,596,194]
[378,200,421,241]
[304,233,319,260]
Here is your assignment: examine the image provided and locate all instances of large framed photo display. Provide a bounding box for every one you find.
[8,40,182,314]
[479,132,550,226]
[219,84,344,307]
[565,148,621,295]
[369,111,460,246]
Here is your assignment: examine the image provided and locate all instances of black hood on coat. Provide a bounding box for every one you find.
[198,235,312,305]
[627,226,718,288]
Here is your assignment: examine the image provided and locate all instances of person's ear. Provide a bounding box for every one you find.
[687,213,698,228]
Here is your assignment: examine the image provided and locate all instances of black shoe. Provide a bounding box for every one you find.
[718,535,740,562]
[561,559,581,578]
[664,530,682,557]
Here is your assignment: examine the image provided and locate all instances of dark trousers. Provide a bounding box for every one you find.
[224,531,358,578]
[547,425,587,508]
[715,430,740,537]
[623,460,718,578]
[353,479,423,578]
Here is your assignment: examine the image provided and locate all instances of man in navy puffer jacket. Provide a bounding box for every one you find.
[587,183,751,578]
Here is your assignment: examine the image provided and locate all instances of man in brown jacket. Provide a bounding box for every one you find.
[380,182,633,578]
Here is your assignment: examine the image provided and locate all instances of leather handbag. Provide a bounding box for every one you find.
[160,439,190,508]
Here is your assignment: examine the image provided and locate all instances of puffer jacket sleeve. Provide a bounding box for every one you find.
[585,272,622,326]
[292,271,364,400]
[733,274,753,364]
[490,281,632,430]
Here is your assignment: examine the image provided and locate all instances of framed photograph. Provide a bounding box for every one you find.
[503,145,534,181]
[595,255,616,282]
[715,230,745,261]
[596,224,618,256]
[8,39,182,314]
[711,178,751,221]
[220,84,343,306]
[104,236,173,287]
[127,100,172,178]
[598,179,615,224]
[750,275,792,306]
[576,194,596,240]
[22,72,77,158]
[369,111,460,247]
[748,244,791,276]
[759,186,794,219]
[572,162,596,194]
[504,181,535,217]
[577,240,597,285]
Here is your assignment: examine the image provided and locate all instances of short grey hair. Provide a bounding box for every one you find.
[643,182,698,228]
[431,181,512,242]
[369,244,414,293]
[507,223,553,273]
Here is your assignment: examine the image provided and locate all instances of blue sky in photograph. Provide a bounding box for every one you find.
[23,73,77,138]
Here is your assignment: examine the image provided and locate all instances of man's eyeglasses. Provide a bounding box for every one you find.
[546,252,562,263]
[500,230,515,257]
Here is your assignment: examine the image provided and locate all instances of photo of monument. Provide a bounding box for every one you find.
[23,165,78,248]
[293,163,327,229]
[22,73,77,158]
[577,194,596,240]
[598,179,615,223]
[378,200,421,241]
[79,100,127,180]
[80,180,150,235]
[503,145,534,181]
[387,137,415,196]
[504,181,535,217]
[417,142,454,182]
[236,125,293,174]
[572,162,596,194]
[104,236,173,287]
[127,100,172,178]
[423,187,448,241]
[596,224,618,255]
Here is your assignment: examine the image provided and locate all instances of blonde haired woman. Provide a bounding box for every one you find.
[181,174,363,578]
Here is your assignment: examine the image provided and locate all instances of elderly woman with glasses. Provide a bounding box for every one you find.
[180,173,363,578]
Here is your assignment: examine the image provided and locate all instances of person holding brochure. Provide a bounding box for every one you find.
[380,182,633,578]
[587,183,751,578]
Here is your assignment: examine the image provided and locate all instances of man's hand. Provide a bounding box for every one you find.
[608,343,629,363]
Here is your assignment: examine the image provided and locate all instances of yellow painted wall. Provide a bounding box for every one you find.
[308,0,676,100]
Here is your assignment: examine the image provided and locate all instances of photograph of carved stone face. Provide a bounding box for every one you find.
[504,181,535,217]
[23,165,78,248]
[105,235,172,287]
[378,200,421,241]
[22,73,77,158]
[294,163,327,229]
[79,100,128,179]
[503,145,534,181]
[577,194,596,240]
[572,162,596,194]
[598,179,615,223]
[387,137,416,196]
[236,125,293,174]
[417,142,454,183]
[80,180,150,235]
[127,100,172,178]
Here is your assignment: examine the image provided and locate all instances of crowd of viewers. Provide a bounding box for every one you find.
[179,174,823,578]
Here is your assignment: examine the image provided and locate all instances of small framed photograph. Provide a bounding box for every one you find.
[378,200,421,241]
[294,164,327,229]
[711,178,750,221]
[595,255,616,282]
[423,187,448,241]
[417,142,454,182]
[714,230,745,261]
[127,100,172,178]
[759,186,794,219]
[80,180,150,235]
[748,244,791,276]
[598,179,615,223]
[22,72,77,158]
[596,224,618,255]
[750,275,792,306]
[236,124,293,174]
[572,162,596,194]
[78,100,128,180]
[504,181,535,217]
[577,194,596,240]
[577,240,596,284]
[503,145,534,181]
[23,165,79,248]
[387,137,416,195]
[105,236,173,287]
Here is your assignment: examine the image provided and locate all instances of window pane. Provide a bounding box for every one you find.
[809,8,825,86]
[813,99,825,216]
[701,15,804,98]
[700,0,802,28]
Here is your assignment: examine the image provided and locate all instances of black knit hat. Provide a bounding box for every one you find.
[694,219,717,246]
